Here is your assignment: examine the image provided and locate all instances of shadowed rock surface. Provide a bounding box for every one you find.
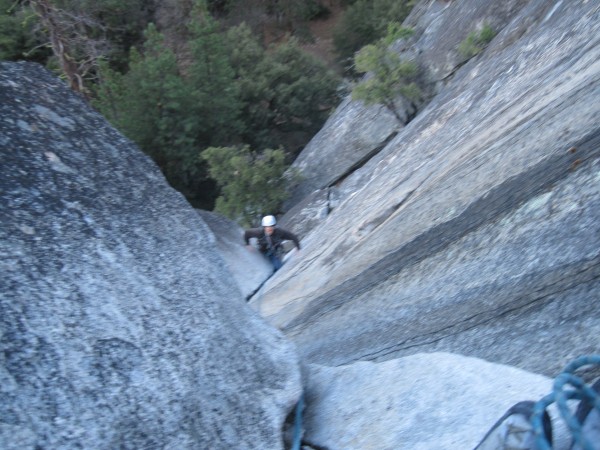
[0,62,300,450]
[198,210,273,299]
[251,0,600,377]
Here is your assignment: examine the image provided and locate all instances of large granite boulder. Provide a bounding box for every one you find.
[250,0,600,376]
[0,62,300,449]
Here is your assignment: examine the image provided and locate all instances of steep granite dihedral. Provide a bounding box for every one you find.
[282,97,400,212]
[282,0,534,236]
[251,0,600,376]
[0,62,300,449]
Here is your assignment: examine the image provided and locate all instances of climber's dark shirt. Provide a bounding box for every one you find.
[244,227,300,254]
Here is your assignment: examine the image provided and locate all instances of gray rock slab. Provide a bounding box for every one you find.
[251,0,600,376]
[284,97,400,209]
[278,188,330,239]
[403,0,532,82]
[0,62,300,449]
[303,353,566,450]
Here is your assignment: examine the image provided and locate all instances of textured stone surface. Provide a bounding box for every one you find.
[402,0,531,81]
[302,353,569,450]
[278,188,330,238]
[251,0,600,376]
[283,97,400,212]
[0,62,300,449]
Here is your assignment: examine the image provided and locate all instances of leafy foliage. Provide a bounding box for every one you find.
[352,25,420,123]
[187,3,243,147]
[0,0,50,62]
[7,0,342,217]
[202,145,295,226]
[4,0,152,88]
[260,38,340,135]
[94,24,214,207]
[226,23,341,152]
[458,23,496,59]
[225,23,272,145]
[333,0,415,74]
[93,9,340,212]
[264,0,329,22]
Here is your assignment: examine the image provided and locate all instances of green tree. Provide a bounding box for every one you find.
[94,24,214,207]
[225,23,272,146]
[187,0,243,147]
[218,0,329,38]
[94,25,186,159]
[333,0,415,73]
[88,1,342,210]
[265,38,340,135]
[0,0,50,62]
[352,25,420,123]
[202,145,293,226]
[225,24,341,154]
[6,0,152,91]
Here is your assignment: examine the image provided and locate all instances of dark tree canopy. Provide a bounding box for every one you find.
[1,0,415,221]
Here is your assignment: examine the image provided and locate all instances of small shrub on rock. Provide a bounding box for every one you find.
[458,23,496,59]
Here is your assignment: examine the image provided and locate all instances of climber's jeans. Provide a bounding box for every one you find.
[266,252,283,272]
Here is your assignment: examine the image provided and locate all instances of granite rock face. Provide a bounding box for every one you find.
[0,62,300,450]
[402,0,532,82]
[251,0,600,376]
[282,0,535,236]
[282,97,400,213]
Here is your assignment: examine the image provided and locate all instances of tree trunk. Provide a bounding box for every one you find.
[29,0,85,93]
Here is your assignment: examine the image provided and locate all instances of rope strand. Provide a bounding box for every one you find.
[532,355,600,450]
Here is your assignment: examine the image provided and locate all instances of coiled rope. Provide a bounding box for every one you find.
[532,354,600,450]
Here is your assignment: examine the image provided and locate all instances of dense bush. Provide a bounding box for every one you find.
[226,24,340,152]
[333,0,415,74]
[352,25,420,123]
[202,145,296,226]
[93,4,340,211]
[0,0,50,63]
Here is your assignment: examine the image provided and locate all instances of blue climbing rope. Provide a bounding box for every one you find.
[531,354,600,450]
[291,393,305,450]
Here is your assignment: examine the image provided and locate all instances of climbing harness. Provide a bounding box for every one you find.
[531,354,600,450]
[265,233,276,255]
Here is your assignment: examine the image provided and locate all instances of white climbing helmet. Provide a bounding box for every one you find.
[261,215,277,227]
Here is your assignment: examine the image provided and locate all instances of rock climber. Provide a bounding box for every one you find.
[244,215,300,271]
